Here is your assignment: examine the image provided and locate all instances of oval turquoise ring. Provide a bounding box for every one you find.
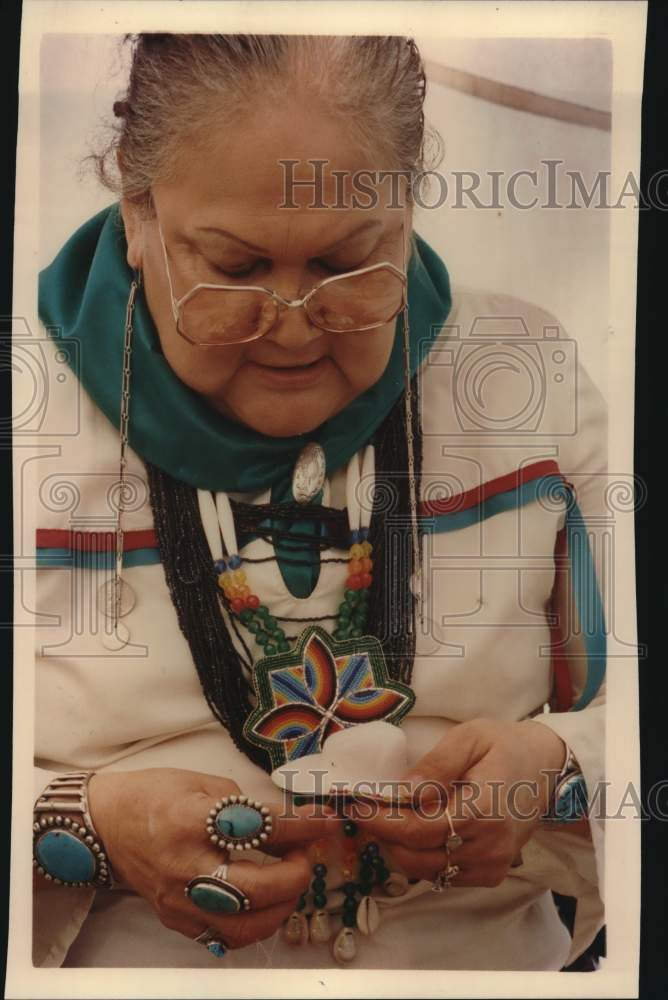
[185,864,251,915]
[206,794,272,852]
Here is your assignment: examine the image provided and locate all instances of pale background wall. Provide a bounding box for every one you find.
[39,34,612,398]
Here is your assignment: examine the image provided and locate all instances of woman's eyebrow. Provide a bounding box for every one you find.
[192,219,384,256]
[318,219,383,253]
[193,227,268,253]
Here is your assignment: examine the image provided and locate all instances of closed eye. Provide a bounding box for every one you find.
[210,260,265,280]
[313,258,366,275]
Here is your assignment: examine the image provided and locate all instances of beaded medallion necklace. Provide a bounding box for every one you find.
[196,444,415,771]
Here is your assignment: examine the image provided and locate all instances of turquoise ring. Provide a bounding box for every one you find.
[207,794,272,853]
[194,927,231,958]
[185,863,251,915]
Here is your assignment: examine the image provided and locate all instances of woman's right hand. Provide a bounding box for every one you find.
[87,767,337,951]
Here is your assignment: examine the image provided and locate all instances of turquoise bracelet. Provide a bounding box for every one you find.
[542,745,589,823]
[33,771,114,888]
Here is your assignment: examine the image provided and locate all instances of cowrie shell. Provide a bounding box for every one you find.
[332,926,356,963]
[283,911,308,945]
[309,909,332,944]
[356,895,380,935]
[383,872,409,897]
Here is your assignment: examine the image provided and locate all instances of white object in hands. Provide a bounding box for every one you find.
[270,720,411,799]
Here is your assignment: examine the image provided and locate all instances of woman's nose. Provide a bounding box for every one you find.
[265,299,322,350]
[264,273,322,350]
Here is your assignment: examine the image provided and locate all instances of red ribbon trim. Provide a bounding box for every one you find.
[35,528,158,552]
[419,459,561,516]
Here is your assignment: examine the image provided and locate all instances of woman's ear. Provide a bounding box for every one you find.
[119,197,144,270]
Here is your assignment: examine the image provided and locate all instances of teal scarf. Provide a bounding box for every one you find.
[39,203,452,493]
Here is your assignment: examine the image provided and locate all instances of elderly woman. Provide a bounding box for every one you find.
[33,34,606,971]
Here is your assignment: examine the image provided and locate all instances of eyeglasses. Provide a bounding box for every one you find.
[158,221,408,347]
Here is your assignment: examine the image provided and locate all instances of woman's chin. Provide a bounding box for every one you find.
[241,409,333,438]
[215,391,353,438]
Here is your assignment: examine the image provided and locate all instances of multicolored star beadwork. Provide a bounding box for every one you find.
[243,625,415,769]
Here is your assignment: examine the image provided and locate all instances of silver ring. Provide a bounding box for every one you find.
[431,863,460,893]
[444,805,463,851]
[194,927,229,958]
[206,794,272,852]
[185,863,251,915]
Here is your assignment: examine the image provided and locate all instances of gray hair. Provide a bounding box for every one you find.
[94,33,443,215]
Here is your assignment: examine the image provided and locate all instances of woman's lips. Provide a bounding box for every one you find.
[246,356,333,389]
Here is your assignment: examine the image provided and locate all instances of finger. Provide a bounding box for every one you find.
[387,844,450,882]
[182,847,312,911]
[219,851,312,910]
[210,896,299,949]
[193,787,337,856]
[261,803,339,854]
[348,803,450,850]
[400,722,484,800]
[444,865,508,889]
[171,895,298,950]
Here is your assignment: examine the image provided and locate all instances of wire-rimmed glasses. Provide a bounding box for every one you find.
[157,222,408,347]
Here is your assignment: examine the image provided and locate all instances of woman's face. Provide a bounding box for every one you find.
[122,105,409,438]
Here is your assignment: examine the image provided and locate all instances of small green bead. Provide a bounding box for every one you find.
[343,880,357,896]
[257,605,270,618]
[359,864,374,881]
[255,630,269,645]
[239,609,253,623]
[352,612,366,628]
[264,643,277,656]
[358,590,370,604]
[247,621,260,634]
[313,892,327,908]
[343,820,358,837]
[358,881,373,896]
[271,629,285,642]
[311,877,326,893]
[342,910,357,928]
[278,640,290,653]
[342,897,357,913]
[344,590,358,605]
[351,627,363,638]
[296,894,306,911]
[333,629,348,642]
[265,615,277,630]
[338,606,351,621]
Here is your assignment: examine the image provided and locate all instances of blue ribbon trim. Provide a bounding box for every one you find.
[419,474,562,534]
[35,547,161,569]
[420,473,606,711]
[563,492,607,710]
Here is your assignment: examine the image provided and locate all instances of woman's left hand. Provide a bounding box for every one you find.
[348,717,567,888]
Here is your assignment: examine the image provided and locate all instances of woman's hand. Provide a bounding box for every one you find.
[349,718,567,888]
[87,767,337,950]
